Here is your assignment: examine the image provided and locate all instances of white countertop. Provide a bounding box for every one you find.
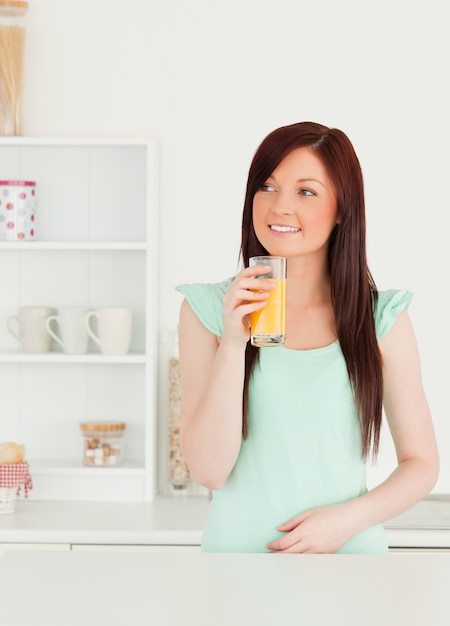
[0,495,210,546]
[0,549,449,626]
[1,494,450,548]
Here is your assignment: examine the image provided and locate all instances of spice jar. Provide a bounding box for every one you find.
[80,421,126,467]
[0,0,28,135]
[0,180,37,241]
[168,329,190,490]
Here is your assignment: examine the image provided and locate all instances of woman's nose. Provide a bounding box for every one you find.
[271,192,294,215]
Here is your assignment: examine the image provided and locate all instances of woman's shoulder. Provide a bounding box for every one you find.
[374,289,413,340]
[176,277,232,299]
[176,278,233,336]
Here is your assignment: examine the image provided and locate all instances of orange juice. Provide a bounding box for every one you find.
[250,278,286,346]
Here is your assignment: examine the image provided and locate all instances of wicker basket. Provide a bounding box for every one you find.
[0,486,17,514]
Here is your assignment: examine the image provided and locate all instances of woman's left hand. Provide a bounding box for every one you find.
[266,503,355,554]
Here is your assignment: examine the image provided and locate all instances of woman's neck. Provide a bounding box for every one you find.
[286,255,331,305]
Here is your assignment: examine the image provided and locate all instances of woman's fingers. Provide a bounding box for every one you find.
[267,534,299,552]
[221,265,276,344]
[242,264,272,278]
[276,514,306,532]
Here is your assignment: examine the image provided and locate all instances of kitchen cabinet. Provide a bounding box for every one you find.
[0,137,158,502]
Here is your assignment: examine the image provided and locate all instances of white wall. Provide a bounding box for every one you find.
[21,0,449,492]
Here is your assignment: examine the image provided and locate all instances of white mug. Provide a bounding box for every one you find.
[84,308,132,356]
[45,307,90,354]
[7,306,56,353]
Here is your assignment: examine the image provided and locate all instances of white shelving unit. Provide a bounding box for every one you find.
[0,137,159,502]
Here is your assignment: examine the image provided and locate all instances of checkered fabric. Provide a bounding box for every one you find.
[0,461,32,496]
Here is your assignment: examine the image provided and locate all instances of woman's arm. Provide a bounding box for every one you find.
[267,310,439,553]
[178,266,274,490]
[178,300,245,489]
[343,309,439,527]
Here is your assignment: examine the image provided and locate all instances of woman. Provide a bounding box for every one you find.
[176,121,439,553]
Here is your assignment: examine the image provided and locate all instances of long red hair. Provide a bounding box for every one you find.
[240,122,382,457]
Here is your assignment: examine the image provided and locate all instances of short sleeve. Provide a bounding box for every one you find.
[374,289,413,340]
[176,279,233,337]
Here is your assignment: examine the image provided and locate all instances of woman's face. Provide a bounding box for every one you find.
[252,147,339,261]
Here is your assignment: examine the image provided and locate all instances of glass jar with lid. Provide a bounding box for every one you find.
[80,421,126,467]
[0,0,29,135]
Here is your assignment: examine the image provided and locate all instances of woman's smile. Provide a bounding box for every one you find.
[269,224,301,234]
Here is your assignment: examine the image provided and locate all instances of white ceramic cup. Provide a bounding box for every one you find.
[45,307,90,354]
[7,306,56,353]
[84,308,133,356]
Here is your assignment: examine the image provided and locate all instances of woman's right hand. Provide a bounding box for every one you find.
[221,264,275,346]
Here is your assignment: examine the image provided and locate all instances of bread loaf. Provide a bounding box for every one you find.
[0,442,25,464]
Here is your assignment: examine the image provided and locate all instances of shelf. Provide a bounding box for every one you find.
[0,137,159,503]
[0,351,146,364]
[29,459,146,477]
[0,241,146,251]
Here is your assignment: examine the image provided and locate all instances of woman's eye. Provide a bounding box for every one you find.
[299,188,315,197]
[260,184,276,192]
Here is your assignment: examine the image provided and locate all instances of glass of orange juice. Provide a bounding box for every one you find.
[249,256,286,347]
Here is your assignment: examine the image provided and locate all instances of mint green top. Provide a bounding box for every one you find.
[176,280,412,554]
